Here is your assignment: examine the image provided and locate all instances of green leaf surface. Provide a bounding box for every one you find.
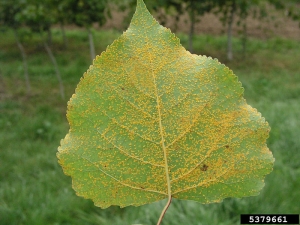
[57,0,274,208]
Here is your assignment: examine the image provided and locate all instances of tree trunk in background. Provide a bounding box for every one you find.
[44,42,65,100]
[189,0,195,53]
[173,14,180,33]
[241,16,248,59]
[88,28,96,61]
[227,0,236,61]
[47,29,52,46]
[13,29,31,93]
[61,23,68,49]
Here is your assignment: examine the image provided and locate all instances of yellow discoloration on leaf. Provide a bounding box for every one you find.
[57,0,274,208]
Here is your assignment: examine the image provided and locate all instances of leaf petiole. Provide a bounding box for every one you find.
[157,197,172,225]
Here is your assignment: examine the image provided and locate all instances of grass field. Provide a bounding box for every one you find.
[0,28,299,225]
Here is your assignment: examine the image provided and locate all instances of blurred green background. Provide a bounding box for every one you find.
[0,0,299,224]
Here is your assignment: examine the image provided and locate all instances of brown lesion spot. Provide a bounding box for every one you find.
[200,164,208,171]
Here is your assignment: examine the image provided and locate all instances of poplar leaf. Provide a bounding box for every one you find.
[57,0,274,209]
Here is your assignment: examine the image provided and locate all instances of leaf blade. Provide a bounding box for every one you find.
[57,0,274,208]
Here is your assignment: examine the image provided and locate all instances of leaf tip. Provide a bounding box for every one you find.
[129,0,158,30]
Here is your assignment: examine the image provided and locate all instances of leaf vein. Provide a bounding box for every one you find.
[73,152,167,195]
[111,86,156,120]
[95,127,164,167]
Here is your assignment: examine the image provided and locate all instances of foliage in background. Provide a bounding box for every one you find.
[269,0,300,26]
[0,0,31,92]
[154,0,215,53]
[1,0,299,83]
[65,0,110,61]
[212,0,271,60]
[0,0,66,98]
[113,0,299,58]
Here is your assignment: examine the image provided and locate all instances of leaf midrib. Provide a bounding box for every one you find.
[149,53,172,198]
